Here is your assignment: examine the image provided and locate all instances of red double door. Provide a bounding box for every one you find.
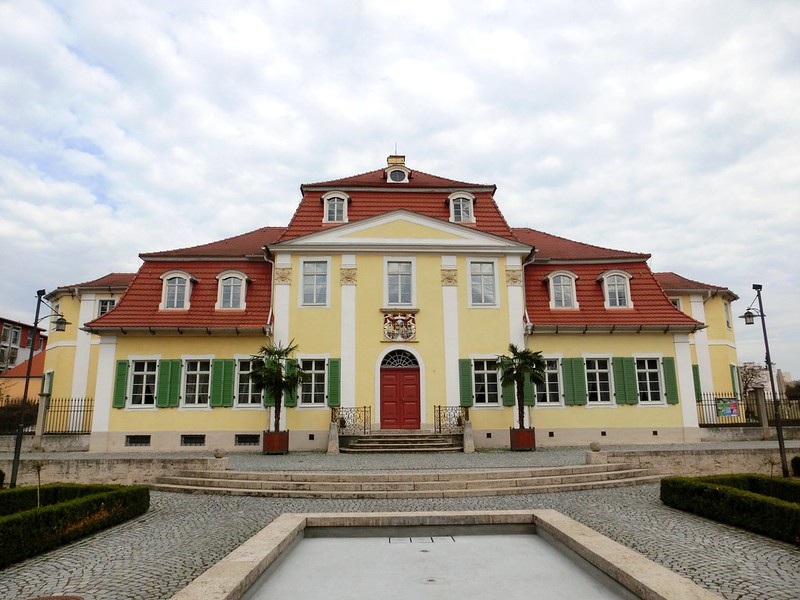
[379,367,420,429]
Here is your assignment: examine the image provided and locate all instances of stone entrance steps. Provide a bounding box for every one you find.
[340,431,463,453]
[149,462,661,499]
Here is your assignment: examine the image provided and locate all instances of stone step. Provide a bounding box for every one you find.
[149,463,661,499]
[340,433,463,453]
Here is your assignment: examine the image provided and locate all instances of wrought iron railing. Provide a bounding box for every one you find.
[434,405,469,434]
[331,406,371,435]
[696,393,758,427]
[0,396,39,435]
[761,393,800,426]
[44,397,94,434]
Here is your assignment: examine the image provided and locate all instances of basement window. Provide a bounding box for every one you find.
[181,434,206,447]
[125,435,151,447]
[235,434,261,446]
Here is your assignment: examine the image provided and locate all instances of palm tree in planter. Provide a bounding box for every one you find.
[497,343,546,451]
[250,341,306,454]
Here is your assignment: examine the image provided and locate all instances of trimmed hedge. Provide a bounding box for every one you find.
[661,474,800,545]
[0,483,150,568]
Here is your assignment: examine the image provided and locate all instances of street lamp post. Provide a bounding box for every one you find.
[9,289,68,488]
[740,284,789,478]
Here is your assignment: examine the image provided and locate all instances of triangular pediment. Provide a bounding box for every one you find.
[269,210,531,254]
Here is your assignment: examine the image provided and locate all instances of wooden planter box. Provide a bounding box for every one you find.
[509,427,535,451]
[263,430,289,454]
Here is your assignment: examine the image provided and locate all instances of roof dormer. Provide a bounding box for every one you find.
[384,155,410,183]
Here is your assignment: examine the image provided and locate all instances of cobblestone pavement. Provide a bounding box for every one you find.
[1,446,799,600]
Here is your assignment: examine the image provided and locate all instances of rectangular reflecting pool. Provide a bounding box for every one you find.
[169,511,721,600]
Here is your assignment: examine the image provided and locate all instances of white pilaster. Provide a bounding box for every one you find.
[341,254,356,408]
[89,335,117,451]
[674,333,700,428]
[689,294,714,393]
[273,253,292,346]
[506,255,525,348]
[71,293,96,398]
[442,255,459,406]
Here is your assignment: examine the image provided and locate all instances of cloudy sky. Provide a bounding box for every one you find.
[1,1,798,379]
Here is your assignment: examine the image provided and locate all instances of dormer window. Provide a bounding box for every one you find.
[322,191,349,223]
[599,271,633,309]
[216,271,248,310]
[160,271,193,310]
[447,192,476,223]
[545,271,579,309]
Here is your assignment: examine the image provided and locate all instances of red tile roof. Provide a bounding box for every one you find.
[525,262,703,331]
[85,259,272,333]
[654,272,738,300]
[513,228,649,261]
[0,351,45,379]
[302,167,492,190]
[53,273,136,294]
[142,226,286,259]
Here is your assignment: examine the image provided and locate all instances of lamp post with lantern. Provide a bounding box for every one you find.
[740,284,789,478]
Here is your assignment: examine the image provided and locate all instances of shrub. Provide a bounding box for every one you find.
[661,474,800,545]
[0,483,149,568]
[792,456,800,477]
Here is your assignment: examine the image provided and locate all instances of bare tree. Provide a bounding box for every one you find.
[739,362,767,393]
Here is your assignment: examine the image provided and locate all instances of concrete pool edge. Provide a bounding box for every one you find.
[168,510,721,600]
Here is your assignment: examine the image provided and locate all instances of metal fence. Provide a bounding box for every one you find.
[0,396,94,435]
[331,406,372,435]
[696,392,800,428]
[434,405,469,434]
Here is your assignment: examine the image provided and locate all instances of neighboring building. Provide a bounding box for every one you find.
[654,273,740,397]
[0,317,46,374]
[57,157,713,452]
[0,351,46,398]
[43,273,136,400]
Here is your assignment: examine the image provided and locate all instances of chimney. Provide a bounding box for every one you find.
[387,155,406,166]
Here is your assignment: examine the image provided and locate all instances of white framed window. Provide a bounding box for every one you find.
[669,297,681,311]
[98,299,116,316]
[235,358,262,406]
[473,359,500,404]
[386,166,410,183]
[599,271,632,309]
[1,324,10,343]
[10,326,21,345]
[300,358,327,406]
[585,357,613,403]
[536,358,562,404]
[546,271,579,309]
[216,271,248,310]
[322,191,349,223]
[635,357,665,403]
[130,360,158,406]
[300,258,330,306]
[448,192,476,223]
[183,359,211,406]
[469,259,497,307]
[385,258,415,306]
[160,271,193,310]
[724,302,732,329]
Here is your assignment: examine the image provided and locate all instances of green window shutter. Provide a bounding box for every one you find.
[262,359,277,407]
[562,358,587,406]
[210,360,235,407]
[523,376,536,406]
[157,360,182,408]
[501,370,516,407]
[692,365,702,401]
[663,357,679,405]
[284,359,298,407]
[459,359,474,407]
[113,360,128,408]
[327,358,341,407]
[612,357,638,405]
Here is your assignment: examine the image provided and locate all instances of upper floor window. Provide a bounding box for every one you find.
[10,326,21,345]
[546,271,578,309]
[448,192,476,224]
[322,191,349,223]
[98,299,116,316]
[386,259,414,306]
[160,271,193,310]
[385,166,410,183]
[669,298,681,311]
[724,302,732,329]
[216,271,248,310]
[469,260,497,306]
[301,259,329,306]
[599,271,633,309]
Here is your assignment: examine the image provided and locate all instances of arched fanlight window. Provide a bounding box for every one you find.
[381,350,419,367]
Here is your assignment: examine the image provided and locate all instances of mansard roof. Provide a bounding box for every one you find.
[301,167,493,191]
[654,272,739,301]
[51,272,136,295]
[141,226,286,259]
[513,228,649,262]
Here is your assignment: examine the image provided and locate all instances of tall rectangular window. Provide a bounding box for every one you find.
[300,359,326,405]
[326,197,345,222]
[552,275,574,308]
[585,358,611,403]
[131,360,157,406]
[636,358,663,403]
[184,360,211,405]
[387,261,412,305]
[221,277,242,309]
[236,359,261,405]
[473,359,499,404]
[606,275,628,307]
[98,299,116,316]
[537,359,561,404]
[11,327,21,345]
[470,262,496,305]
[302,261,328,305]
[166,277,187,309]
[452,197,473,222]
